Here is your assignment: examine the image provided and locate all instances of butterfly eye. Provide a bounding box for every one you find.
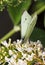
[25,18,27,20]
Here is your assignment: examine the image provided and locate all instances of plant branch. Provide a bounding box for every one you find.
[0,26,20,42]
[34,5,45,15]
[44,12,45,27]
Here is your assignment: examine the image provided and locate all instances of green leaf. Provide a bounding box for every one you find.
[21,11,37,41]
[30,27,45,46]
[7,0,31,25]
[44,13,45,27]
[30,0,45,15]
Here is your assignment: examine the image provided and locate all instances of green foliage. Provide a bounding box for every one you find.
[8,0,31,25]
[0,0,24,11]
[44,13,45,27]
[30,0,45,15]
[30,27,45,46]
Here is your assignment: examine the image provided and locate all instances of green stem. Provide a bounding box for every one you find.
[44,13,45,27]
[34,5,45,15]
[0,26,20,42]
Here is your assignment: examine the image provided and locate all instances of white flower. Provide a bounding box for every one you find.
[9,57,17,65]
[25,47,33,52]
[26,53,35,61]
[17,47,22,52]
[8,60,17,65]
[1,41,9,48]
[16,43,22,52]
[9,50,13,56]
[37,47,41,51]
[12,54,17,59]
[42,52,45,56]
[42,52,45,64]
[8,62,12,65]
[37,40,43,48]
[5,56,10,62]
[17,39,22,44]
[38,51,42,57]
[0,39,45,64]
[17,59,27,65]
[22,53,27,59]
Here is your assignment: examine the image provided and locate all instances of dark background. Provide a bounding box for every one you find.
[0,8,45,41]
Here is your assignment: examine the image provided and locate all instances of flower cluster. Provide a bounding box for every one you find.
[0,39,45,65]
[0,0,25,11]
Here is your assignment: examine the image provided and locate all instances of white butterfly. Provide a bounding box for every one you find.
[21,11,37,41]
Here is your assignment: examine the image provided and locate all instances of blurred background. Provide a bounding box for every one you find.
[0,8,20,41]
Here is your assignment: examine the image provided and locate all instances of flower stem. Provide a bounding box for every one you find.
[34,5,45,15]
[44,13,45,27]
[0,26,20,42]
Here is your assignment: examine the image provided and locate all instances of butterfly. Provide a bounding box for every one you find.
[21,11,37,41]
